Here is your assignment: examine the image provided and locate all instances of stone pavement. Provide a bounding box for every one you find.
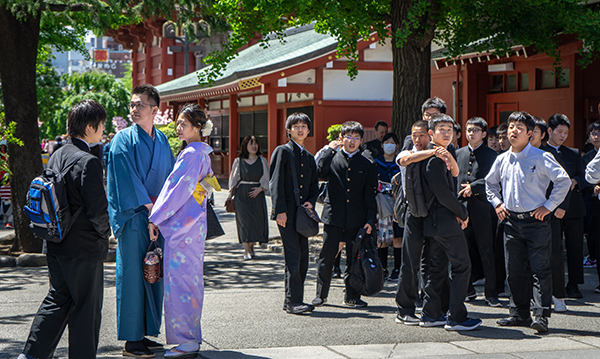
[1,186,599,358]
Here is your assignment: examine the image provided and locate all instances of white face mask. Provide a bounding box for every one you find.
[383,143,396,155]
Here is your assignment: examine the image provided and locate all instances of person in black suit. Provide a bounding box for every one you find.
[541,114,587,299]
[456,117,500,307]
[312,121,378,308]
[362,120,388,160]
[583,122,600,293]
[269,112,319,315]
[20,100,110,359]
[420,114,481,331]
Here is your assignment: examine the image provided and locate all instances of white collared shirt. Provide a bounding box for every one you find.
[291,139,304,152]
[342,148,358,158]
[486,143,570,212]
[586,149,600,184]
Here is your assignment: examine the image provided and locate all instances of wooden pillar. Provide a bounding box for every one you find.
[267,85,278,162]
[228,93,239,170]
[145,29,152,85]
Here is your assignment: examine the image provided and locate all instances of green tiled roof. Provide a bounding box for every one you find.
[156,24,337,97]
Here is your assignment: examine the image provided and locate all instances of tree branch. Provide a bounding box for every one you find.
[44,3,91,12]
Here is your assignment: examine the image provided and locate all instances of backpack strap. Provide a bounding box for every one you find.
[58,147,89,222]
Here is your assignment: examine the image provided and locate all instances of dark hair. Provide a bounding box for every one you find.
[55,136,63,142]
[340,121,365,138]
[374,120,389,131]
[382,132,399,144]
[487,125,498,138]
[496,123,508,135]
[533,117,548,141]
[67,99,106,139]
[421,97,447,114]
[588,121,600,136]
[453,122,462,134]
[239,135,262,159]
[132,84,160,106]
[177,104,208,152]
[547,113,571,130]
[428,113,455,131]
[285,112,312,133]
[507,111,535,131]
[466,117,488,132]
[411,120,429,131]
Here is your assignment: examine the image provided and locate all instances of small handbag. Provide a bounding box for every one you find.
[224,197,235,213]
[143,240,163,284]
[286,146,321,237]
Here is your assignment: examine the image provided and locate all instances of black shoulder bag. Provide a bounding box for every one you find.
[285,146,321,237]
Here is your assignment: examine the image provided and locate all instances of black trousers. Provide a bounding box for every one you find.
[562,216,585,286]
[423,233,471,324]
[316,225,360,300]
[465,199,497,299]
[278,224,309,305]
[591,216,600,281]
[24,254,104,359]
[395,213,448,316]
[549,216,567,298]
[504,215,552,319]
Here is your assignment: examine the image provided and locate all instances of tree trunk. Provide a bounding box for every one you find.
[0,7,44,253]
[390,0,436,139]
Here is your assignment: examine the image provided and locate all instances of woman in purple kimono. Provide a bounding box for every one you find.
[149,104,216,357]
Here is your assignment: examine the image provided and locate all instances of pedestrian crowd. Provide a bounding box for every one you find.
[13,85,600,358]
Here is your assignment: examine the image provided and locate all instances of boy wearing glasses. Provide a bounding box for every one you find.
[107,84,176,356]
[312,121,378,308]
[456,117,500,307]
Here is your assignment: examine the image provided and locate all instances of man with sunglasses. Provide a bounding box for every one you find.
[107,84,176,357]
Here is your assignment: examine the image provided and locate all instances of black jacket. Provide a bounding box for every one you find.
[317,147,378,229]
[269,141,319,225]
[456,144,498,204]
[362,138,383,161]
[46,138,111,260]
[422,155,468,238]
[541,144,586,218]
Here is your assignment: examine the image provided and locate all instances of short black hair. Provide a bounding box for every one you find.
[285,112,312,133]
[428,113,455,131]
[374,120,389,131]
[496,123,508,135]
[340,121,365,138]
[55,136,62,142]
[421,97,447,114]
[453,122,462,134]
[411,120,429,131]
[487,125,498,138]
[382,133,399,144]
[67,99,106,139]
[588,121,600,136]
[547,113,571,130]
[533,117,548,140]
[132,84,160,106]
[466,117,488,132]
[507,111,535,132]
[239,135,263,159]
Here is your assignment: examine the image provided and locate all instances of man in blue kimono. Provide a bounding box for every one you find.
[107,84,175,357]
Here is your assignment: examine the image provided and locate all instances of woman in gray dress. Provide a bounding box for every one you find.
[228,135,269,259]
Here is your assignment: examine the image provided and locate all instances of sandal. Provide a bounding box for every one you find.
[123,341,154,358]
[164,341,200,358]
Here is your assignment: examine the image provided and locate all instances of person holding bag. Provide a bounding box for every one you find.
[269,113,319,315]
[228,135,270,260]
[149,104,219,357]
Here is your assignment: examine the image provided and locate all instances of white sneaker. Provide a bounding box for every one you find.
[553,296,567,312]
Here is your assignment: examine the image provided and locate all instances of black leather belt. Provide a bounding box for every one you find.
[508,210,534,220]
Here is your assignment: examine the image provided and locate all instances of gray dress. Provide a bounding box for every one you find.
[234,159,268,243]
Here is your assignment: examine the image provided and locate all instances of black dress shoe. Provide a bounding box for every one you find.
[565,284,583,299]
[531,316,548,333]
[332,267,342,278]
[496,316,532,327]
[312,297,327,306]
[286,303,313,314]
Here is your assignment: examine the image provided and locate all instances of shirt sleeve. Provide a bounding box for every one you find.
[542,152,571,212]
[228,157,240,196]
[485,157,503,209]
[259,156,270,194]
[586,150,600,184]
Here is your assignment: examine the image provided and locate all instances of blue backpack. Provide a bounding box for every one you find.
[24,148,86,243]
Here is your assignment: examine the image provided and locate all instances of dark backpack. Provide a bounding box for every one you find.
[24,148,86,243]
[404,160,433,218]
[344,228,385,296]
[390,172,407,227]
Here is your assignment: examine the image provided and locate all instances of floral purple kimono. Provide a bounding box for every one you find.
[149,141,213,344]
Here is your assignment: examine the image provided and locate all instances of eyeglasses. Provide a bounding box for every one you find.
[590,132,600,138]
[128,102,155,109]
[344,136,361,141]
[466,128,482,133]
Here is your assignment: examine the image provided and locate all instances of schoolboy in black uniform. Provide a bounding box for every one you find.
[456,117,500,307]
[418,114,481,331]
[269,113,319,315]
[312,121,378,308]
[541,114,587,299]
[486,111,570,333]
[583,122,600,293]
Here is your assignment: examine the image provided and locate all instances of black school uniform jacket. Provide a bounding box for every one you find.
[541,144,586,218]
[317,147,378,229]
[456,144,498,204]
[46,138,111,260]
[269,141,319,225]
[422,155,468,238]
